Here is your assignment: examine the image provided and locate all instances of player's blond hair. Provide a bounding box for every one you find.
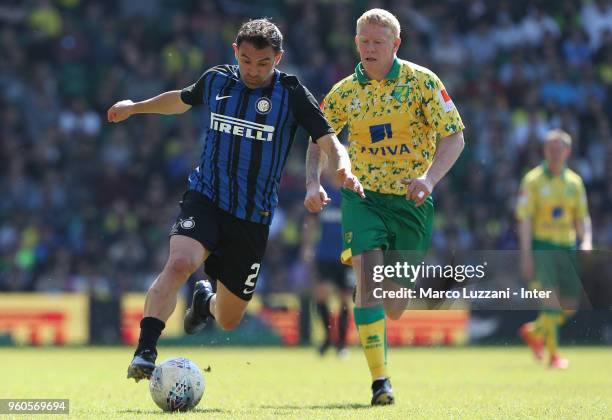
[545,129,572,146]
[356,8,401,39]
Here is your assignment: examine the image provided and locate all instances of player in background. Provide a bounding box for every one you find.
[301,167,353,358]
[516,129,592,370]
[304,9,464,405]
[107,19,364,382]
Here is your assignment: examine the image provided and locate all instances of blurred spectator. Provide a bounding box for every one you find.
[520,6,560,46]
[581,0,612,50]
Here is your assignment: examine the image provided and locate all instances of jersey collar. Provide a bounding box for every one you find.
[355,57,401,85]
[542,161,568,180]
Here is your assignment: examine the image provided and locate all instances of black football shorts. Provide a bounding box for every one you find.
[170,190,269,301]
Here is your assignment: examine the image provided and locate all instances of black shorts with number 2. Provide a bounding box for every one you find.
[170,190,269,301]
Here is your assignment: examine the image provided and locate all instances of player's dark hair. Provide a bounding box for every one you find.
[235,18,283,53]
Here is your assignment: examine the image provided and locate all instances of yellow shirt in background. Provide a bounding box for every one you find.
[516,163,588,247]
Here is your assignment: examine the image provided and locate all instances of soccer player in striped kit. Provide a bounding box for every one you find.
[107,19,364,382]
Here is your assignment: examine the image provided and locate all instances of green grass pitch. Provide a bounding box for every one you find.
[1,346,611,419]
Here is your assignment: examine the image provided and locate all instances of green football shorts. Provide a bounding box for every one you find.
[532,239,581,300]
[340,188,433,265]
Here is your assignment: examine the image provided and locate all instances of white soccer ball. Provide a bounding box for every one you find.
[149,357,205,412]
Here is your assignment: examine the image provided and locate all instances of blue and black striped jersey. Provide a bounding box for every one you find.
[181,65,333,225]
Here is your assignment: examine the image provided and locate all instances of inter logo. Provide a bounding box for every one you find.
[552,207,563,218]
[256,97,272,114]
[180,217,196,229]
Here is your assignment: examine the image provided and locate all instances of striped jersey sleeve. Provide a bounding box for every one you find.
[283,75,335,142]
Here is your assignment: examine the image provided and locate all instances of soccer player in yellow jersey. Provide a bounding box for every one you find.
[516,129,592,370]
[304,9,465,404]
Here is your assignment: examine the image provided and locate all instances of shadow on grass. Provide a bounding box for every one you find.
[120,408,227,414]
[261,403,372,410]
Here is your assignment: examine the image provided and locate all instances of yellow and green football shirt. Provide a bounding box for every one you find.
[516,163,588,247]
[321,57,465,195]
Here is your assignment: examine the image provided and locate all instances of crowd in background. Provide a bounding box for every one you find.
[0,0,610,294]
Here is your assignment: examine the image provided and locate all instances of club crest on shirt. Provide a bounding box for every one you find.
[179,217,196,230]
[392,83,410,103]
[256,97,272,114]
[344,231,353,244]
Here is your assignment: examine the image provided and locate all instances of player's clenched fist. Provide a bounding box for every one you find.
[107,100,135,123]
[400,176,433,207]
[304,182,331,213]
[337,168,365,199]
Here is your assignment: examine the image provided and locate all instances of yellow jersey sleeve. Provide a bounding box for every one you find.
[321,82,348,135]
[516,175,536,220]
[575,177,588,219]
[420,72,465,139]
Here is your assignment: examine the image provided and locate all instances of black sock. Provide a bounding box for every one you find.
[316,302,331,343]
[197,294,215,320]
[135,317,165,355]
[338,305,349,347]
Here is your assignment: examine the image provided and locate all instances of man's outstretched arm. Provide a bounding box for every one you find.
[304,134,364,213]
[315,134,358,188]
[107,90,191,123]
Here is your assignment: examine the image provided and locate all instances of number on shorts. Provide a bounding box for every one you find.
[243,263,260,294]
